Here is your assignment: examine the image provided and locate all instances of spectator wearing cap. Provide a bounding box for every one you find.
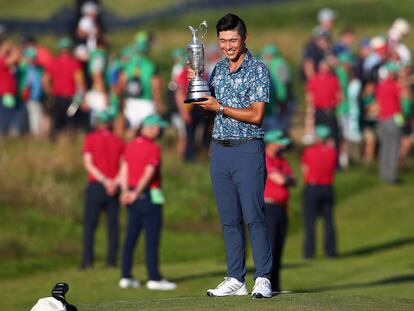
[119,114,176,291]
[300,7,336,82]
[0,40,19,136]
[363,36,388,80]
[305,59,342,150]
[375,62,408,183]
[301,27,334,82]
[76,1,101,52]
[388,18,411,61]
[22,35,54,72]
[317,8,336,34]
[261,44,295,133]
[354,38,371,83]
[333,27,355,57]
[335,52,355,168]
[263,130,295,293]
[301,125,338,259]
[81,112,124,269]
[43,37,85,140]
[119,32,164,140]
[20,47,45,137]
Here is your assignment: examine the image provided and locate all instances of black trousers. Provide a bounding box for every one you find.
[264,202,288,291]
[303,185,337,258]
[315,109,341,151]
[121,192,162,280]
[82,182,120,267]
[184,105,212,161]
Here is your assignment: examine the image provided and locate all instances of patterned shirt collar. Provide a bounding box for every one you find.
[222,49,252,73]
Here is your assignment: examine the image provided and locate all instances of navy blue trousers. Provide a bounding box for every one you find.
[303,185,337,258]
[121,192,162,281]
[82,182,120,267]
[210,140,272,282]
[0,98,18,136]
[264,202,288,291]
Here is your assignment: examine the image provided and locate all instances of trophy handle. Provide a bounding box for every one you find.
[199,21,208,39]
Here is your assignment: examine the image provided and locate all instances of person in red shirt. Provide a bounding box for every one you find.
[375,62,405,183]
[43,37,85,140]
[119,114,176,291]
[81,113,124,269]
[305,59,342,149]
[0,40,18,136]
[301,125,338,259]
[263,130,295,294]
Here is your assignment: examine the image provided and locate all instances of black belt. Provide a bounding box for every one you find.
[212,138,261,147]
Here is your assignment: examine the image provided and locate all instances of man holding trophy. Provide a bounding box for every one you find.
[186,14,273,299]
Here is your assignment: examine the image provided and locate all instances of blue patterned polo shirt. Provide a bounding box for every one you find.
[209,50,270,140]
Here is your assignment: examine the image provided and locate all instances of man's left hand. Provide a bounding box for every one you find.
[193,95,221,112]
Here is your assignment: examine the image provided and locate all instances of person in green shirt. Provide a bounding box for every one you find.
[118,31,164,140]
[261,44,295,133]
[334,52,354,169]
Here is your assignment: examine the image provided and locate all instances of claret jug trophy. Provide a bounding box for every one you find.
[184,21,211,103]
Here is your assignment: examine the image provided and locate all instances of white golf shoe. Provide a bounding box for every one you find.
[146,279,177,291]
[251,277,272,299]
[207,277,248,297]
[119,278,140,289]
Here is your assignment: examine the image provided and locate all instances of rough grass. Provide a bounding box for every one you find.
[0,136,414,310]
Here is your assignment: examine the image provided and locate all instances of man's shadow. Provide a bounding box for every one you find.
[340,237,414,258]
[171,262,307,282]
[291,273,414,294]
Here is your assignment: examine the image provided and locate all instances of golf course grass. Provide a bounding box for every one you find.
[0,137,413,310]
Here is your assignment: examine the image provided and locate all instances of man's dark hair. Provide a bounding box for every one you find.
[216,13,247,39]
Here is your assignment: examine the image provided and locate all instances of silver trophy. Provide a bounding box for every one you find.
[184,21,211,103]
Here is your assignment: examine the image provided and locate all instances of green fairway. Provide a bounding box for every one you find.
[0,137,413,310]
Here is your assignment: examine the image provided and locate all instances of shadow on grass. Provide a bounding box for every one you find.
[291,273,414,293]
[171,262,308,282]
[340,237,414,258]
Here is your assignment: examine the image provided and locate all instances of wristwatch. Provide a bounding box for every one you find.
[217,105,224,116]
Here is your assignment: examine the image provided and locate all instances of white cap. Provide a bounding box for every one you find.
[31,297,66,311]
[317,8,336,23]
[81,1,99,15]
[370,36,387,50]
[391,18,410,36]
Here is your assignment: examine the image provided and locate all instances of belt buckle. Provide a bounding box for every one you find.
[222,140,231,147]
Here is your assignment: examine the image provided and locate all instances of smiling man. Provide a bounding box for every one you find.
[189,13,273,299]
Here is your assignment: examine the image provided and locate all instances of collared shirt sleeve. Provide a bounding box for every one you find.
[248,62,270,104]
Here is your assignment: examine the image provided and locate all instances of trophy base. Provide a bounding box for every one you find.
[185,78,211,104]
[184,97,208,104]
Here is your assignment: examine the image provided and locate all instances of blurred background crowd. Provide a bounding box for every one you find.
[1,2,413,185]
